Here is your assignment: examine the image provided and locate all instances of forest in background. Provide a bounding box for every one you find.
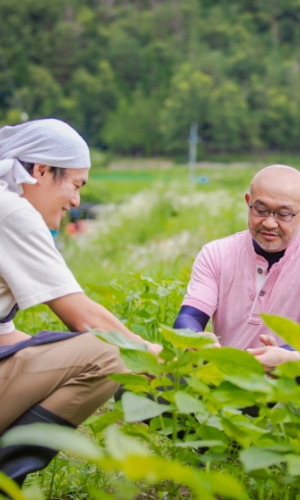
[1,0,300,156]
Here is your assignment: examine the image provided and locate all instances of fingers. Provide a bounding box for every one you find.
[247,347,268,355]
[259,335,278,347]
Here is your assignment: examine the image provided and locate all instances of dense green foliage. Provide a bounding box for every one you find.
[4,166,300,499]
[2,0,300,155]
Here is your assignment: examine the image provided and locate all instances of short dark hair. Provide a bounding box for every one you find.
[18,160,67,180]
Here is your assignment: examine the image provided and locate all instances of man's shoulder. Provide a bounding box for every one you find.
[203,230,249,252]
[0,191,36,224]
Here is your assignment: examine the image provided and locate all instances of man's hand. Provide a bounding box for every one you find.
[247,334,300,372]
[199,331,221,348]
[145,341,163,356]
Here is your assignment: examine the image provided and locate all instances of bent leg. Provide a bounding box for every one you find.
[0,332,125,433]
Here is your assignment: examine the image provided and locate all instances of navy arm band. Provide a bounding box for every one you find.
[173,305,210,332]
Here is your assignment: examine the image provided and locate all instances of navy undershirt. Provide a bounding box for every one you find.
[174,240,287,336]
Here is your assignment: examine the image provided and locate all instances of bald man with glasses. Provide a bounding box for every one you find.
[174,165,300,371]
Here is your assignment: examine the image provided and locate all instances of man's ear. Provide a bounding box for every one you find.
[245,193,250,206]
[30,164,49,182]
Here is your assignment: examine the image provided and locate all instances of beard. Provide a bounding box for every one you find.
[254,229,285,252]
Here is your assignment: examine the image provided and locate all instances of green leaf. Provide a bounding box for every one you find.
[240,447,283,473]
[89,409,124,434]
[185,376,210,395]
[22,486,45,500]
[261,314,300,351]
[174,391,209,417]
[92,329,148,351]
[0,472,27,500]
[212,382,259,408]
[122,392,171,422]
[226,374,273,393]
[221,417,267,447]
[159,324,213,349]
[200,347,264,375]
[109,373,150,389]
[113,454,247,500]
[275,361,300,378]
[119,349,163,375]
[105,426,150,460]
[0,424,101,461]
[286,454,300,476]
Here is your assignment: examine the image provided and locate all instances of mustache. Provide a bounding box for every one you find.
[256,228,282,237]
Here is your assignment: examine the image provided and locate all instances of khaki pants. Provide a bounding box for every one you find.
[0,333,125,434]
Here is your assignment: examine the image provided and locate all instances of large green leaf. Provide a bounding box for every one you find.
[174,391,209,417]
[261,314,300,351]
[89,409,124,434]
[0,472,27,500]
[185,376,210,395]
[240,447,283,473]
[275,361,300,378]
[226,374,273,393]
[212,382,259,408]
[159,324,213,349]
[92,329,148,351]
[122,392,171,422]
[22,486,45,500]
[286,454,300,476]
[120,348,163,375]
[111,455,248,500]
[105,426,150,460]
[221,417,267,447]
[109,373,150,392]
[0,424,101,461]
[199,347,264,375]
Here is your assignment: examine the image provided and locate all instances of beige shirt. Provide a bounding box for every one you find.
[0,190,82,333]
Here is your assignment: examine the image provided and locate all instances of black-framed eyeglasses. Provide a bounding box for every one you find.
[249,205,300,223]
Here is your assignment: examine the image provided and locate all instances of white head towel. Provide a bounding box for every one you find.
[0,118,91,194]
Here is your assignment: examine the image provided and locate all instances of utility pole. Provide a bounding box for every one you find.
[188,122,200,183]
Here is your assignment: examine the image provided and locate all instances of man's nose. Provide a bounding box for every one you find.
[261,214,279,229]
[71,191,80,208]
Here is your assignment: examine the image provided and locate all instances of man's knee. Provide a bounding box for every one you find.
[76,333,126,377]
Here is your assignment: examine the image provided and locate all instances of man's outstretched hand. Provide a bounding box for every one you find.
[248,335,300,372]
[145,341,163,356]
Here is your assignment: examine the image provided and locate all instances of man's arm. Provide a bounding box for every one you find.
[248,335,300,372]
[46,292,162,355]
[174,305,210,332]
[173,305,220,346]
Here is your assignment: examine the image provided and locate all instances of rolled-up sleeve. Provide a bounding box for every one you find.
[182,243,219,317]
[0,204,82,311]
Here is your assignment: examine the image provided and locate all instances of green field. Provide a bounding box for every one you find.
[11,164,300,500]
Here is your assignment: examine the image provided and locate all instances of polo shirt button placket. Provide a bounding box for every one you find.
[257,267,263,274]
[259,290,265,297]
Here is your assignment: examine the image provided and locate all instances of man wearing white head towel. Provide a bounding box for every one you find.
[0,118,162,488]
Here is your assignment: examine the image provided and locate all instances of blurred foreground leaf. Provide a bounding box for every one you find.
[159,324,213,349]
[261,315,300,351]
[200,347,264,375]
[0,424,101,461]
[92,329,148,351]
[105,426,150,459]
[0,472,27,500]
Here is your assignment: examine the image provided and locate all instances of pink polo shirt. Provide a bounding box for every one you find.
[182,230,300,349]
